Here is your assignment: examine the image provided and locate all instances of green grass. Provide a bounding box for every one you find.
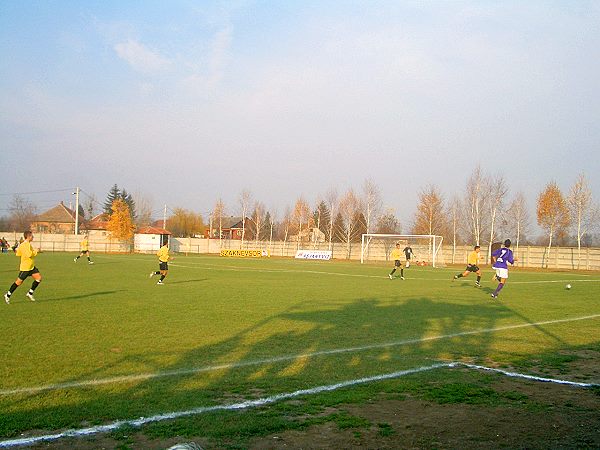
[0,252,599,443]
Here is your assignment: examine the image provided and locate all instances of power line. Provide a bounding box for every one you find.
[0,188,73,196]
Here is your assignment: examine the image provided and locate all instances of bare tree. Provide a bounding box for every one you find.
[212,198,226,246]
[336,189,363,258]
[447,196,461,264]
[466,166,489,246]
[292,196,311,249]
[251,201,266,244]
[8,195,37,231]
[412,184,448,236]
[486,174,508,262]
[132,191,153,227]
[537,182,570,268]
[325,188,338,252]
[267,209,277,251]
[362,178,382,235]
[567,173,599,267]
[280,206,292,255]
[506,192,530,264]
[238,189,252,247]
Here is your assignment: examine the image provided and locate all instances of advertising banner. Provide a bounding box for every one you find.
[294,250,333,260]
[220,249,270,258]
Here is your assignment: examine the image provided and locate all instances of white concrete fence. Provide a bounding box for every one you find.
[1,231,599,270]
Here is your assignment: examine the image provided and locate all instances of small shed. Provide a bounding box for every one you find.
[134,226,172,253]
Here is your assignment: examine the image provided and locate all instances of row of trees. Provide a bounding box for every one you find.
[1,170,598,260]
[205,169,599,261]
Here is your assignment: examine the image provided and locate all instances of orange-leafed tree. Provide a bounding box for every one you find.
[106,198,136,243]
[537,182,570,267]
[412,184,448,238]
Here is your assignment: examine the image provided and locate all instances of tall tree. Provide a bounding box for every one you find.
[336,189,363,258]
[238,189,252,247]
[325,188,338,251]
[211,198,226,243]
[486,174,508,262]
[537,182,570,267]
[292,196,311,249]
[104,184,121,215]
[106,198,135,242]
[567,173,599,267]
[412,184,447,237]
[362,178,382,235]
[251,201,266,243]
[506,192,530,263]
[312,200,331,246]
[104,184,136,220]
[465,166,489,246]
[447,196,461,264]
[167,208,204,237]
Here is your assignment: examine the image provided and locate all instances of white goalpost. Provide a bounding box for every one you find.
[360,234,445,268]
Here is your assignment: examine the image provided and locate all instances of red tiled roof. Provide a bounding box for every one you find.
[136,226,171,235]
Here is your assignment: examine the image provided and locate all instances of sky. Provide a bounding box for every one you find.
[1,0,599,232]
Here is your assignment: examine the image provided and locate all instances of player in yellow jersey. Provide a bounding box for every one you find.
[453,245,482,287]
[74,235,94,264]
[4,231,42,303]
[149,240,171,285]
[388,243,405,280]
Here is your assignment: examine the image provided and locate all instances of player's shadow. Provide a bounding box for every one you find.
[0,293,574,439]
[42,290,124,302]
[167,279,208,285]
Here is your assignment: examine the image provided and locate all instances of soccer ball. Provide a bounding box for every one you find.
[565,284,572,290]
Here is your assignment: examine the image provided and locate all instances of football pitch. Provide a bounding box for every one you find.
[1,253,599,447]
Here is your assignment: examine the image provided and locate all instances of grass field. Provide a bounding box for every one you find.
[1,252,599,448]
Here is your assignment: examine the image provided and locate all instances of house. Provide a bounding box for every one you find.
[32,202,82,234]
[205,216,251,240]
[134,226,172,253]
[83,213,110,238]
[290,227,326,243]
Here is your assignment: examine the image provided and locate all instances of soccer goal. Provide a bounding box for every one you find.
[360,234,445,267]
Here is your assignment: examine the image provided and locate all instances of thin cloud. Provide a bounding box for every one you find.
[114,39,170,73]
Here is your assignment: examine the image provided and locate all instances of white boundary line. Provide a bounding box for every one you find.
[2,313,599,396]
[0,361,598,448]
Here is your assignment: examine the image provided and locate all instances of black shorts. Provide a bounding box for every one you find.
[466,264,480,273]
[18,267,40,281]
[159,261,168,271]
[80,250,90,254]
[394,260,402,267]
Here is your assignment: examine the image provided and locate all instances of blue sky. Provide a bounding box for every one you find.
[1,0,599,231]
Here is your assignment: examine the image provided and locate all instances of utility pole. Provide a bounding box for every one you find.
[163,204,167,229]
[74,186,80,235]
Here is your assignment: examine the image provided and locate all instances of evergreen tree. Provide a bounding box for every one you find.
[313,201,331,238]
[121,189,136,220]
[104,184,121,215]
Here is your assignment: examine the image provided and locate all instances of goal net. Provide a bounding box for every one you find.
[360,234,445,268]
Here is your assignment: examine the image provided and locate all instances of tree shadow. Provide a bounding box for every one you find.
[0,291,582,439]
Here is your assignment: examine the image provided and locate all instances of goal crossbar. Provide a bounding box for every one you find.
[361,234,445,267]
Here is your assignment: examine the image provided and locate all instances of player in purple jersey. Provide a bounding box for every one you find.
[490,239,516,299]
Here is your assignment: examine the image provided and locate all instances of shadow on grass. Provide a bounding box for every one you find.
[42,290,125,302]
[0,288,586,441]
[166,279,208,285]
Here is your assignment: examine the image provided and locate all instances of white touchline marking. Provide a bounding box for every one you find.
[2,313,599,396]
[0,361,597,448]
[96,253,600,282]
[458,363,598,387]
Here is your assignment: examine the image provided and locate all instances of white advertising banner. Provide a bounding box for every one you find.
[295,250,333,260]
